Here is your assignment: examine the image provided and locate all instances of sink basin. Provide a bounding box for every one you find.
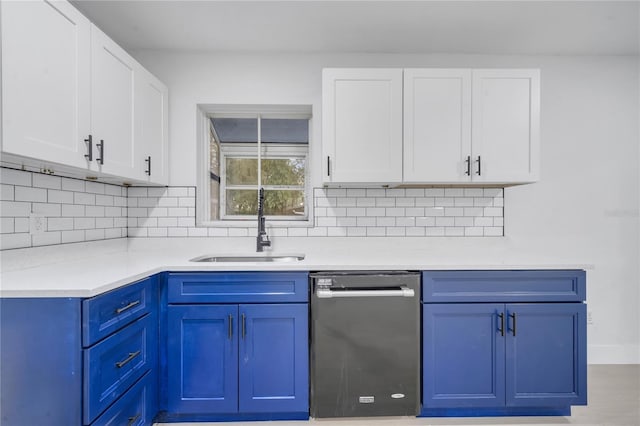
[190,254,305,263]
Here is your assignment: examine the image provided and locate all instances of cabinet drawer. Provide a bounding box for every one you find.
[90,371,155,426]
[422,270,586,303]
[84,314,156,424]
[168,272,309,303]
[83,277,154,347]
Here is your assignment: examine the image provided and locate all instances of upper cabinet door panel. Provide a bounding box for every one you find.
[404,69,472,183]
[90,24,136,179]
[323,68,403,183]
[1,0,91,168]
[472,69,540,183]
[135,68,169,185]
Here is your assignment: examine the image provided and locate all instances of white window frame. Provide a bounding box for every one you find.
[220,144,309,220]
[196,104,313,228]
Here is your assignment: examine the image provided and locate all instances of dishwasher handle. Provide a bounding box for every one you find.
[315,287,415,298]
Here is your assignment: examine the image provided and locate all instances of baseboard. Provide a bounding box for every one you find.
[588,344,640,364]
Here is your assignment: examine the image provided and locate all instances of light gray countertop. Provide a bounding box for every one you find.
[0,237,593,298]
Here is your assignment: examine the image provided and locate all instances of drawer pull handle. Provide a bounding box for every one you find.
[115,300,141,314]
[127,413,141,425]
[228,314,233,339]
[498,313,505,336]
[116,350,141,368]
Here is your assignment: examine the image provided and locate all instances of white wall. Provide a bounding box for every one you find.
[133,51,640,363]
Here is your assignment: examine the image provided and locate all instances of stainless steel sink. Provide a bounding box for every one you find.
[190,254,305,263]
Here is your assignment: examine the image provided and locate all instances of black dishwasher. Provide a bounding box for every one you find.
[310,271,421,418]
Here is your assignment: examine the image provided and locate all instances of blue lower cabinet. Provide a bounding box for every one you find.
[422,301,587,416]
[165,303,309,419]
[505,303,587,407]
[167,305,239,413]
[423,303,506,408]
[91,371,156,426]
[239,304,309,413]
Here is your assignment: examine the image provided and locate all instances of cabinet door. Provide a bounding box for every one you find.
[471,69,540,183]
[167,305,238,414]
[90,24,137,180]
[238,304,308,413]
[423,303,505,408]
[135,67,169,185]
[505,303,587,407]
[1,0,91,168]
[322,68,403,184]
[404,69,472,183]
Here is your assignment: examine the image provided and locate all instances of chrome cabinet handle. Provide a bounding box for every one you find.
[115,300,140,314]
[115,350,141,368]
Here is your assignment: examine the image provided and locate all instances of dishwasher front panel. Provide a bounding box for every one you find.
[310,273,420,418]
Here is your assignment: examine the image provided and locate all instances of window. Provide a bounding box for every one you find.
[200,107,311,225]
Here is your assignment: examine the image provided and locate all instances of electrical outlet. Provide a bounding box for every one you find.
[587,311,594,325]
[29,213,45,235]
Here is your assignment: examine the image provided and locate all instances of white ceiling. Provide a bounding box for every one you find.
[72,0,640,56]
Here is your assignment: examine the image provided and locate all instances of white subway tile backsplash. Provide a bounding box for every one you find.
[386,227,405,236]
[0,184,15,201]
[85,181,105,195]
[48,218,74,231]
[74,192,96,205]
[1,217,15,234]
[15,186,47,203]
[1,201,31,217]
[33,174,61,190]
[375,197,395,207]
[346,208,366,217]
[62,204,85,217]
[32,231,62,246]
[48,189,74,204]
[1,167,505,249]
[32,203,61,217]
[61,230,86,243]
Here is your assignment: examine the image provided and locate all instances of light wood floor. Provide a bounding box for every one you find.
[157,365,640,426]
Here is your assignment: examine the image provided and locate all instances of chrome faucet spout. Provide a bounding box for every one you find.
[257,188,270,252]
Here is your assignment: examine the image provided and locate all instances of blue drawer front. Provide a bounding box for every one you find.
[168,272,309,303]
[91,371,156,426]
[84,314,156,424]
[83,277,155,347]
[422,270,586,303]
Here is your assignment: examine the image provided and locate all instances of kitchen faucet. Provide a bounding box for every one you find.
[256,187,271,252]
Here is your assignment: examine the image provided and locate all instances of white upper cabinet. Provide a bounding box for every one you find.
[90,24,137,180]
[135,68,169,185]
[1,0,169,185]
[1,0,92,169]
[471,69,540,184]
[322,68,403,184]
[326,67,540,185]
[403,69,472,183]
